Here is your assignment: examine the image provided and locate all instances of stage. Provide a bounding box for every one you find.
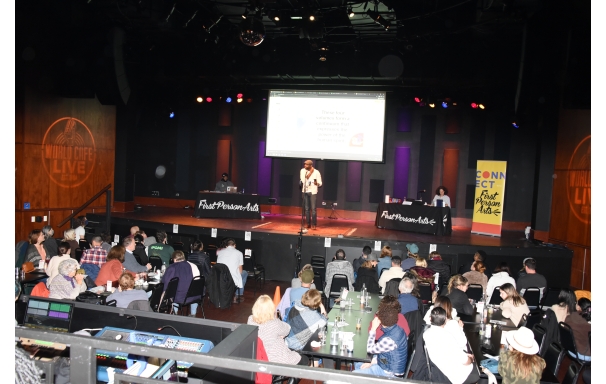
[90,206,573,286]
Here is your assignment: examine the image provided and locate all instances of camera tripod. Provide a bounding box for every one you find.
[328,203,341,219]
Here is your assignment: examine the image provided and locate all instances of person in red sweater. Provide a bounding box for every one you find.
[95,245,135,287]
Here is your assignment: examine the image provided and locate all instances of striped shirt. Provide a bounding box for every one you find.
[80,246,108,266]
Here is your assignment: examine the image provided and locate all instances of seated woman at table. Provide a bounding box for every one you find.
[432,186,451,207]
[62,228,80,258]
[424,307,479,384]
[499,283,530,327]
[551,287,577,324]
[564,298,591,361]
[462,260,488,294]
[376,245,392,278]
[409,257,436,291]
[354,258,381,294]
[354,295,408,377]
[96,245,135,287]
[248,295,309,366]
[486,262,516,303]
[422,296,466,347]
[441,275,474,316]
[498,326,545,384]
[284,289,327,351]
[106,272,150,308]
[25,229,47,266]
[48,259,87,300]
[45,242,72,286]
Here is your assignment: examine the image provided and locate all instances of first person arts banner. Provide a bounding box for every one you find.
[471,160,507,237]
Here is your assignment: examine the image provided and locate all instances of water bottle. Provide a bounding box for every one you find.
[161,262,166,275]
[362,283,367,298]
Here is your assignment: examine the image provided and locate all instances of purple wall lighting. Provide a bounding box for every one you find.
[346,162,362,202]
[257,141,272,196]
[397,109,412,132]
[393,147,411,199]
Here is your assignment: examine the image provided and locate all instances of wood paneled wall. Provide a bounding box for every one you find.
[15,88,116,243]
[548,109,591,289]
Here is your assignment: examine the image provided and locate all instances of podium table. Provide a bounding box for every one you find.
[375,203,452,235]
[193,192,261,219]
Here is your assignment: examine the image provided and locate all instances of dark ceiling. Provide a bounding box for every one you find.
[16,0,590,109]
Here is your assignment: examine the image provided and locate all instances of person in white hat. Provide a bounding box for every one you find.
[498,326,546,384]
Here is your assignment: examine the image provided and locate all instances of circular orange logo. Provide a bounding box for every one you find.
[41,117,97,188]
[566,135,591,224]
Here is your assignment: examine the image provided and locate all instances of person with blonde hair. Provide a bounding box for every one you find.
[376,245,393,278]
[462,260,488,293]
[285,289,327,350]
[498,326,545,383]
[409,257,436,291]
[441,275,474,315]
[106,272,149,308]
[247,295,309,366]
[63,228,79,257]
[499,283,530,327]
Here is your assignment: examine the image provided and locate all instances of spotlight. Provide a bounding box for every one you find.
[169,111,175,118]
[237,98,243,103]
[319,52,327,61]
[237,93,243,98]
[239,16,265,47]
[196,96,203,103]
[273,15,280,21]
[478,103,485,109]
[309,14,315,21]
[512,121,519,129]
[471,102,478,109]
[441,101,448,108]
[226,97,232,103]
[206,97,212,102]
[429,103,435,108]
[414,97,421,103]
[242,9,249,19]
[347,6,355,17]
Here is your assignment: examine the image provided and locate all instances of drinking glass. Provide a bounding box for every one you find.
[318,327,327,345]
[356,318,362,331]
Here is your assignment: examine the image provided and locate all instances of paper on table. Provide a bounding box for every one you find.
[337,322,350,328]
[311,341,321,348]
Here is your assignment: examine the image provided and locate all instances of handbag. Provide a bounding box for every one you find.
[21,262,35,273]
[479,358,499,375]
[75,291,103,305]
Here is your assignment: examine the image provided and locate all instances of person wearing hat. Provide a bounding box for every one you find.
[401,243,419,271]
[214,172,234,192]
[290,269,315,303]
[498,326,546,384]
[353,253,381,293]
[378,256,405,293]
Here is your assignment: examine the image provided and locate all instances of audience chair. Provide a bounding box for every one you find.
[243,252,265,297]
[310,255,326,269]
[523,287,542,309]
[384,277,402,297]
[74,248,83,263]
[418,283,434,304]
[544,342,565,378]
[78,239,90,250]
[541,287,562,309]
[174,276,205,318]
[105,299,117,307]
[327,274,349,308]
[524,310,543,331]
[402,330,416,378]
[158,277,179,314]
[148,282,164,312]
[531,324,547,356]
[127,300,152,311]
[148,256,163,271]
[466,284,484,302]
[559,322,591,369]
[561,361,581,384]
[488,287,503,305]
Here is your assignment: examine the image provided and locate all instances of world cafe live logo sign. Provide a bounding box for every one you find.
[42,117,96,188]
[567,135,590,224]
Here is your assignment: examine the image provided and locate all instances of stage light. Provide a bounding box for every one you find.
[512,121,519,129]
[169,111,175,118]
[429,103,435,108]
[441,101,448,108]
[347,6,355,17]
[237,93,243,98]
[319,52,327,61]
[274,15,280,21]
[241,9,249,19]
[206,97,212,102]
[237,98,243,103]
[309,14,315,21]
[319,41,329,51]
[246,98,253,103]
[414,97,421,103]
[196,96,203,103]
[239,16,265,47]
[471,102,478,109]
[226,97,232,103]
[478,103,485,109]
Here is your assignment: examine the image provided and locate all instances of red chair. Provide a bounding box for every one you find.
[255,338,272,384]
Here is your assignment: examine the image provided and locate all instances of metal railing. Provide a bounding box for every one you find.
[58,183,112,233]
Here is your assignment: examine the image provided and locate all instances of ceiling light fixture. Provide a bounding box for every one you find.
[196,96,203,103]
[239,15,266,47]
[309,14,315,21]
[241,9,249,19]
[347,6,355,18]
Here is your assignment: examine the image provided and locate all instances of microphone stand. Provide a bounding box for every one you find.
[295,173,307,278]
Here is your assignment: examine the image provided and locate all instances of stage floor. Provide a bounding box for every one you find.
[111,206,530,248]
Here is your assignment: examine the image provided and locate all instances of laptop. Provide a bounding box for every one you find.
[226,186,238,193]
[22,298,74,333]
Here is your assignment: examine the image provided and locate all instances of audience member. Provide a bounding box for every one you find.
[460,250,487,275]
[216,238,248,303]
[324,249,354,300]
[133,234,149,265]
[462,260,488,293]
[147,230,175,265]
[129,225,139,236]
[80,235,108,267]
[106,272,150,308]
[25,229,47,266]
[48,259,86,299]
[486,262,516,302]
[409,257,437,290]
[290,269,315,303]
[41,225,58,258]
[551,288,576,324]
[424,307,479,384]
[378,256,405,293]
[353,245,373,275]
[123,237,151,274]
[397,276,419,315]
[74,215,87,241]
[247,295,309,366]
[401,243,419,271]
[96,245,135,287]
[427,251,451,288]
[516,258,547,299]
[63,228,79,257]
[187,240,211,280]
[291,264,316,290]
[499,283,530,327]
[442,275,474,315]
[45,242,71,286]
[376,245,393,278]
[565,298,591,361]
[100,231,112,253]
[162,250,200,316]
[285,289,327,351]
[498,327,545,384]
[422,296,466,348]
[353,255,381,294]
[353,296,407,377]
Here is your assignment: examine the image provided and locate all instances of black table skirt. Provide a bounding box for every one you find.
[375,203,452,235]
[193,192,261,219]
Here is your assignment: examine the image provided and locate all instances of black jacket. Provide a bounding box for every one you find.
[442,287,474,316]
[410,326,452,383]
[427,259,451,288]
[206,263,236,309]
[353,267,381,294]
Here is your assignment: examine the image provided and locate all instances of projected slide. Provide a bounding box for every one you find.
[265,90,386,162]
